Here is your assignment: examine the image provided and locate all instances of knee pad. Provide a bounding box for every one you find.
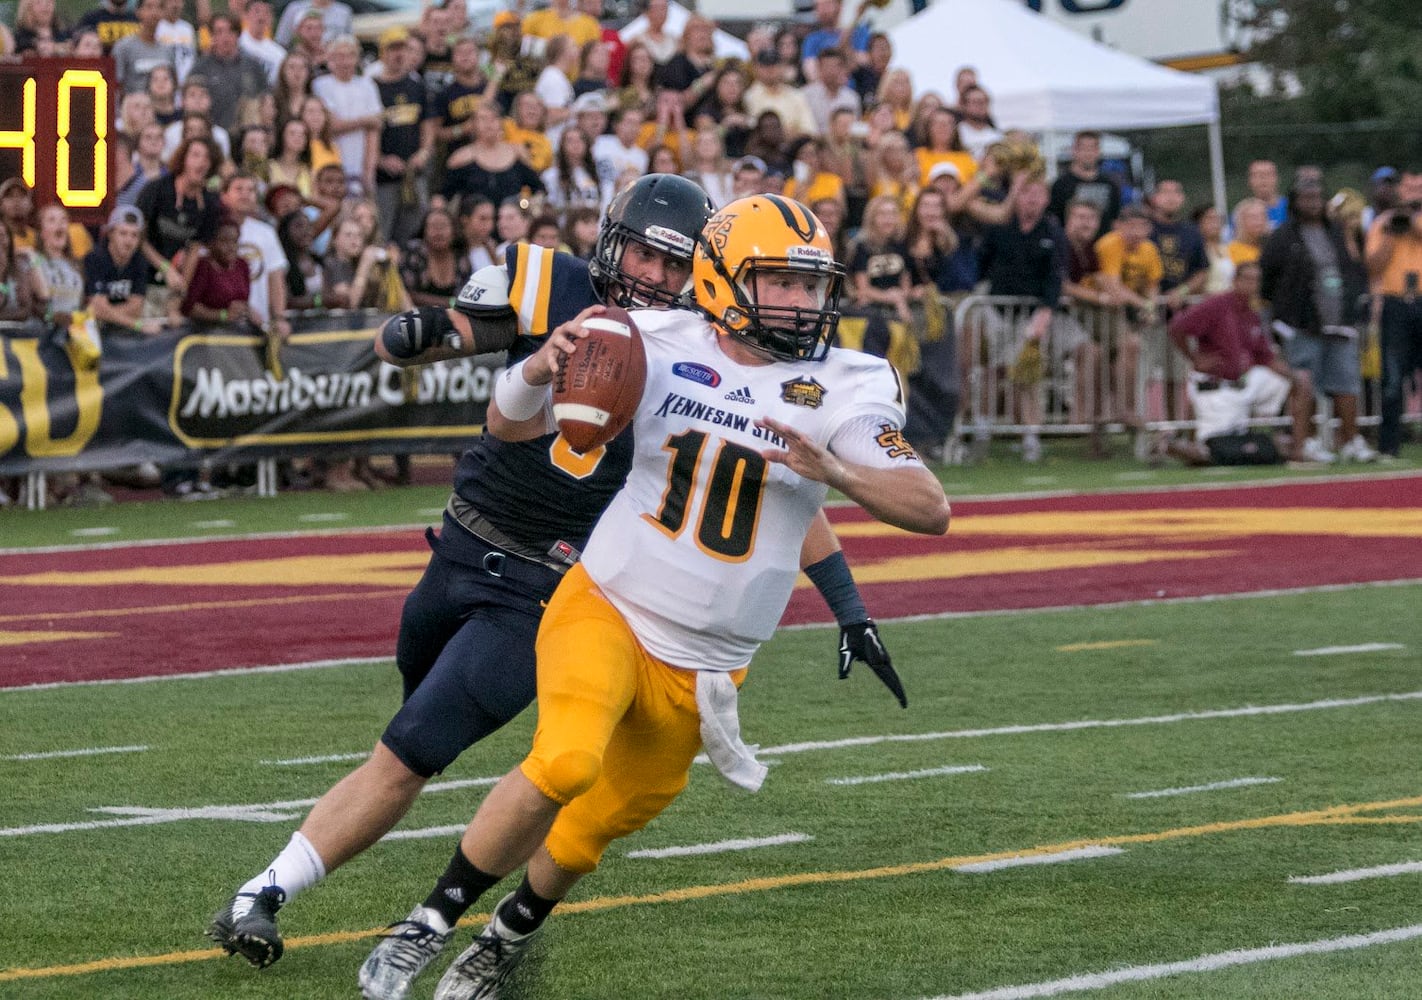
[527,750,602,805]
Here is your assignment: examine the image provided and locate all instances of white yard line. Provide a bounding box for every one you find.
[1,744,149,761]
[924,923,1422,1000]
[625,833,813,859]
[0,775,499,838]
[719,689,1422,761]
[68,527,118,537]
[826,764,988,786]
[1294,643,1405,657]
[261,752,370,766]
[297,512,349,523]
[382,824,468,842]
[1125,777,1281,800]
[189,519,236,529]
[952,845,1122,874]
[1289,861,1422,885]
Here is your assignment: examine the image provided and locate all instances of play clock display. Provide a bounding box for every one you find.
[0,57,114,223]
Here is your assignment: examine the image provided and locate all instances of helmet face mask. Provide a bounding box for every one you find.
[590,174,714,309]
[693,195,845,363]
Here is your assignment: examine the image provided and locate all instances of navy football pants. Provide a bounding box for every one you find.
[381,532,562,778]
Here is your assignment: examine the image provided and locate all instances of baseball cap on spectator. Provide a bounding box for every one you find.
[379,26,410,49]
[732,155,767,175]
[571,91,609,113]
[1371,166,1399,184]
[107,204,144,230]
[493,10,520,28]
[926,162,961,185]
[753,48,779,67]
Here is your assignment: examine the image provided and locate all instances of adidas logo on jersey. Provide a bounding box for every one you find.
[723,386,755,404]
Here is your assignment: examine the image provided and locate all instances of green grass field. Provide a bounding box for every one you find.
[3,570,1420,998]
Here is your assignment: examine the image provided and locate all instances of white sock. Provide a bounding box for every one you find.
[234,831,327,917]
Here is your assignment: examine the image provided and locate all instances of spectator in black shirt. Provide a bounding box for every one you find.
[75,0,136,52]
[85,205,160,336]
[373,28,432,245]
[688,67,753,157]
[432,36,488,147]
[1149,178,1209,309]
[400,205,471,308]
[15,0,71,55]
[136,135,222,299]
[656,14,715,96]
[442,102,544,205]
[978,178,1065,461]
[850,33,892,107]
[574,40,611,97]
[848,194,911,325]
[1048,130,1120,236]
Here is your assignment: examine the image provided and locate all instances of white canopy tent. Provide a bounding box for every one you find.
[886,0,1225,211]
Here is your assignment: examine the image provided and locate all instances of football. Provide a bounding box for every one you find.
[552,305,647,453]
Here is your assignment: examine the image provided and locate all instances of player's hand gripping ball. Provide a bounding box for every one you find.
[552,305,647,453]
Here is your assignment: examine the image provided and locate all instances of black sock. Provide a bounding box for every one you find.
[423,848,501,927]
[496,874,559,936]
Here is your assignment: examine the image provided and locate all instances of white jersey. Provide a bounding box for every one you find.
[579,310,908,672]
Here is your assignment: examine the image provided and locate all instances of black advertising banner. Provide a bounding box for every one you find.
[0,311,503,475]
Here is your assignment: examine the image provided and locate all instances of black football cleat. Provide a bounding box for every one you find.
[207,884,287,969]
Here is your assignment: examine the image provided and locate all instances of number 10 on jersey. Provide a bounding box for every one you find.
[644,430,769,562]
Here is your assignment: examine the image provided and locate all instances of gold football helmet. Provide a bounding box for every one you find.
[692,194,845,362]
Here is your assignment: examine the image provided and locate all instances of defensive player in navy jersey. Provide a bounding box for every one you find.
[207,177,900,994]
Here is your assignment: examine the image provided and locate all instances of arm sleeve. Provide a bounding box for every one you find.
[828,413,923,469]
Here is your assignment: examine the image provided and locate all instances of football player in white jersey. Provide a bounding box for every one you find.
[410,194,951,1000]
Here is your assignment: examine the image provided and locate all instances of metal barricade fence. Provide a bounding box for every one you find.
[949,294,1407,459]
[953,295,1164,455]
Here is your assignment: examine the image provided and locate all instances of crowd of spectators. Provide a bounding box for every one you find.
[0,0,1419,504]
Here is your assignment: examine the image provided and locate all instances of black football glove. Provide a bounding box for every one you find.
[838,619,907,708]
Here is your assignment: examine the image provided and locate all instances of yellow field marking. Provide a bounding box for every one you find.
[4,795,1419,983]
[1056,640,1159,653]
[0,630,114,646]
[793,546,1229,589]
[832,507,1422,542]
[0,553,428,589]
[0,589,411,625]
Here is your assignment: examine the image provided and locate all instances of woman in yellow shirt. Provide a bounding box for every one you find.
[300,96,343,176]
[1228,197,1269,265]
[915,107,977,189]
[783,137,846,208]
[866,130,920,216]
[875,69,915,134]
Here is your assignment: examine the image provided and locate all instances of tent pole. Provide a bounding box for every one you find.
[1207,117,1227,217]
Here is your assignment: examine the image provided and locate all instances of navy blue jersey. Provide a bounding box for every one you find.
[443,244,634,561]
